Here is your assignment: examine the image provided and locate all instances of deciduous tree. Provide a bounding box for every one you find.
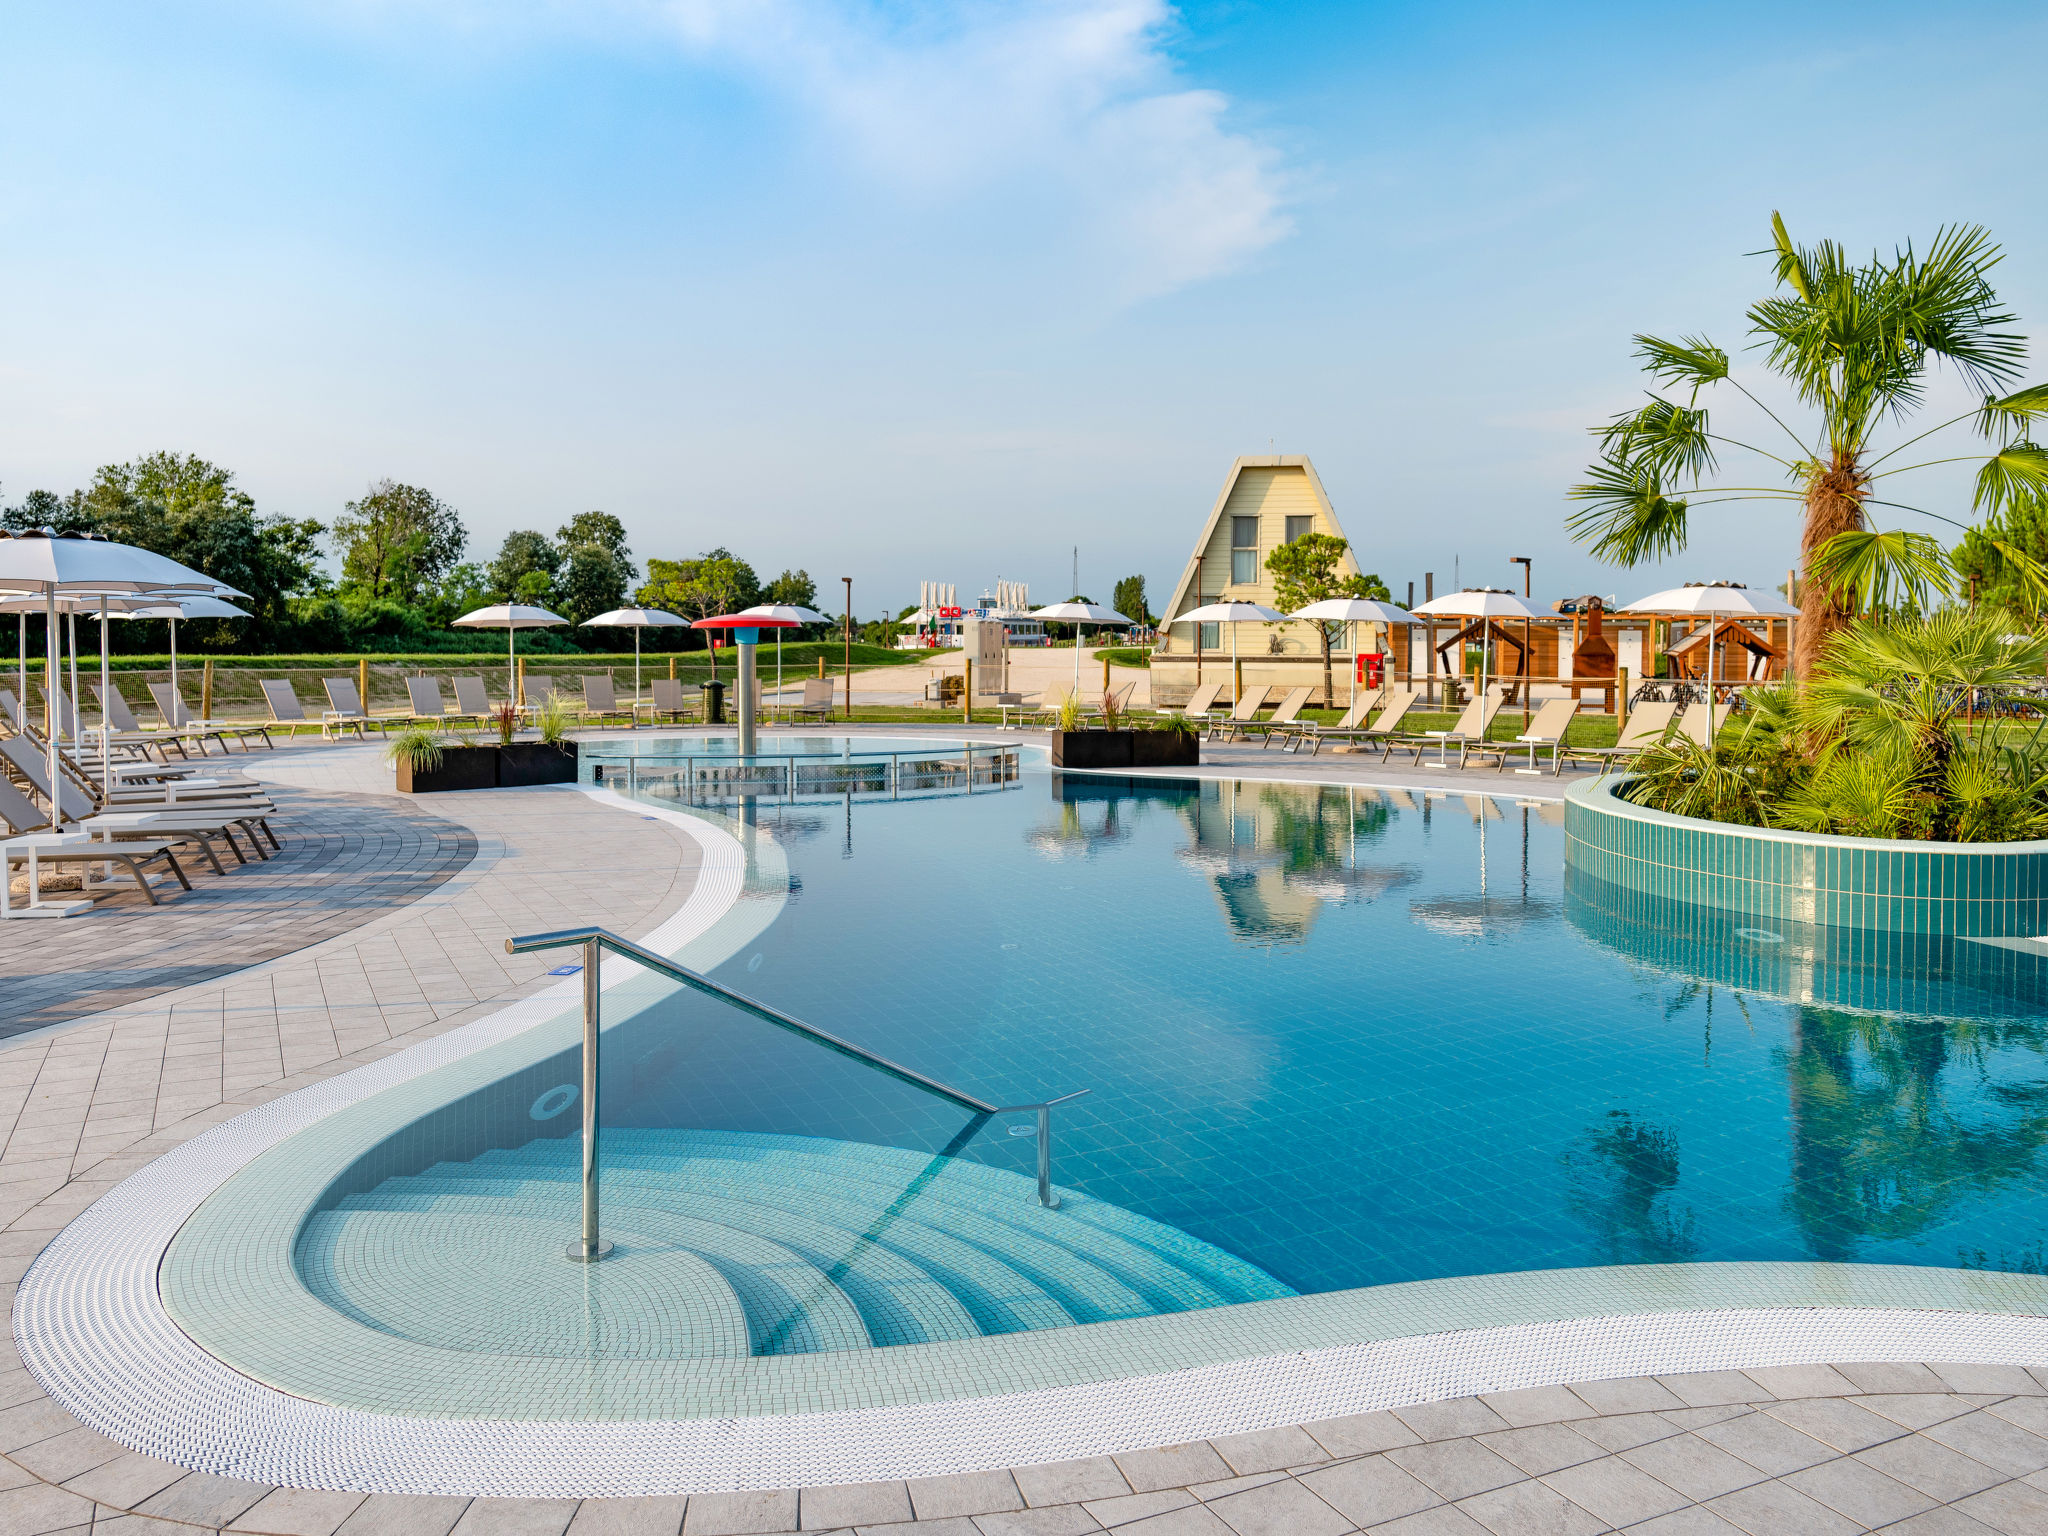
[1264,533,1386,704]
[331,481,466,605]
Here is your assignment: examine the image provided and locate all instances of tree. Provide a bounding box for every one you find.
[1264,533,1387,704]
[0,488,89,535]
[1568,214,2048,678]
[638,548,761,638]
[331,481,466,604]
[557,510,631,564]
[762,568,818,609]
[1112,574,1152,626]
[489,530,562,605]
[556,543,630,625]
[1954,487,2048,613]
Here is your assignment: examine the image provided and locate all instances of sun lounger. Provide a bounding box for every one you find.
[1384,690,1504,766]
[1276,688,1382,755]
[93,684,188,759]
[524,675,560,708]
[0,754,242,875]
[1175,681,1227,724]
[1560,701,1680,770]
[1676,701,1718,748]
[0,689,21,730]
[405,676,452,724]
[6,729,277,855]
[259,679,316,734]
[453,676,496,721]
[2,821,192,912]
[1462,697,1581,775]
[321,678,379,739]
[1248,686,1315,747]
[789,677,836,721]
[1207,685,1274,742]
[1314,688,1421,756]
[144,682,243,753]
[580,675,633,727]
[649,678,698,723]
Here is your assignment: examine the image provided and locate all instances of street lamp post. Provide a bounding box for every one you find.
[841,576,853,722]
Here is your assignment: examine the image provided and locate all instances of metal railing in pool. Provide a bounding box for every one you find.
[504,923,1087,1262]
[591,744,1022,804]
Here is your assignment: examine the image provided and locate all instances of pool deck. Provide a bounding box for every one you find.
[0,737,2040,1534]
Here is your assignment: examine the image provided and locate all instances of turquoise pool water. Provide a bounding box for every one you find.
[574,747,2048,1296]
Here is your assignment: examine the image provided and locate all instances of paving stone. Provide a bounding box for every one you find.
[685,1492,800,1535]
[1568,1413,1677,1454]
[1621,1510,1747,1534]
[1200,1477,1349,1536]
[1833,1363,1951,1395]
[1694,1414,1835,1476]
[1111,1449,1229,1497]
[1852,1436,2006,1502]
[1568,1378,1686,1416]
[1738,1366,1860,1402]
[1852,1394,1982,1431]
[1476,1424,1604,1478]
[1301,1411,1422,1458]
[1931,1365,2045,1397]
[561,1495,689,1535]
[1101,1505,1230,1536]
[0,1480,97,1534]
[1296,1456,1441,1528]
[1391,1401,1511,1444]
[1204,1427,1325,1475]
[1918,1410,2048,1475]
[451,1500,582,1536]
[1078,1489,1194,1528]
[1864,1508,2003,1534]
[1537,1457,1687,1527]
[1783,1454,1938,1527]
[226,1486,375,1535]
[1476,1388,1596,1428]
[1010,1460,1128,1508]
[1653,1374,1766,1410]
[1953,1477,2048,1535]
[135,1471,275,1526]
[802,1484,912,1529]
[1618,1434,1768,1501]
[1385,1442,1523,1501]
[1362,1506,1488,1534]
[1760,1396,1911,1453]
[971,1508,1102,1536]
[1453,1477,1606,1535]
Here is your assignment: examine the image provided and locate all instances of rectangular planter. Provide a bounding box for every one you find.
[1130,731,1199,768]
[396,746,498,793]
[1051,731,1200,769]
[497,741,580,787]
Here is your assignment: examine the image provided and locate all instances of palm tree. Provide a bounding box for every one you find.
[1567,214,2048,676]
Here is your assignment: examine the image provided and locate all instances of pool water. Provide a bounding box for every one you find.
[580,753,2048,1298]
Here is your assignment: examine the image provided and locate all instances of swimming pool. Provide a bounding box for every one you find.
[596,752,2048,1294]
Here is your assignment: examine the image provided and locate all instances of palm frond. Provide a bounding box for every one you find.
[1633,334,1729,394]
[1564,458,1690,565]
[1985,536,2048,611]
[1972,442,2048,515]
[1978,384,2048,441]
[1594,397,1717,481]
[1767,211,1817,303]
[1805,527,1953,614]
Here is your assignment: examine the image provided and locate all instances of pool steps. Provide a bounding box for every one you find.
[304,1130,1295,1358]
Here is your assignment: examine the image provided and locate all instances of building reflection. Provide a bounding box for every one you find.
[1564,866,2048,1267]
[1044,774,1416,945]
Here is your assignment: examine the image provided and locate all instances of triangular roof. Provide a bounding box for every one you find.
[1161,456,1358,622]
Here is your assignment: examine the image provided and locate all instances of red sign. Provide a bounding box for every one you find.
[938,606,963,619]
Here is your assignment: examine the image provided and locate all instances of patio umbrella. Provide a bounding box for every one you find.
[1030,602,1135,697]
[738,603,831,708]
[1177,600,1288,704]
[693,613,799,754]
[1409,589,1541,710]
[452,603,569,705]
[579,607,689,715]
[1289,598,1419,707]
[1620,582,1800,739]
[0,530,244,832]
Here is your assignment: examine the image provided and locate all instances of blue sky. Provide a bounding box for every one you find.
[3,0,2045,613]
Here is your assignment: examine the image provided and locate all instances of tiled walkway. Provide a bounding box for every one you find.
[1,784,476,1040]
[0,742,2039,1534]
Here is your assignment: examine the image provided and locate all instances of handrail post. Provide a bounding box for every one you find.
[1036,1103,1054,1207]
[568,935,613,1262]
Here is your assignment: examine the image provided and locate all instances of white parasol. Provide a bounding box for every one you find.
[1290,598,1420,707]
[1620,582,1800,738]
[452,604,569,705]
[1177,600,1288,705]
[579,607,689,715]
[1030,602,1135,696]
[1409,589,1541,708]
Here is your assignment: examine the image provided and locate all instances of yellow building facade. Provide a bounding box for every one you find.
[1153,456,1365,706]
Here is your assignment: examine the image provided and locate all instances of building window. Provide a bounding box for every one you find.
[1286,515,1313,544]
[1199,621,1219,651]
[1231,516,1258,585]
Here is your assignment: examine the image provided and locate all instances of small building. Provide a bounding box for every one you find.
[1153,457,1368,707]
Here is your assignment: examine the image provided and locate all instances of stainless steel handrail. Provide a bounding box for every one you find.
[504,924,1087,1260]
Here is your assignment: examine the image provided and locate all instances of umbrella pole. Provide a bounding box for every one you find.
[67,611,79,742]
[509,626,516,710]
[44,592,61,827]
[99,597,111,806]
[16,615,23,721]
[635,627,642,725]
[1708,611,1720,743]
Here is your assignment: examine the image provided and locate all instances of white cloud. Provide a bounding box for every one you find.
[350,0,1292,299]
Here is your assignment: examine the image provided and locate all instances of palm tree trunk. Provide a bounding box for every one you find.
[1794,456,1866,679]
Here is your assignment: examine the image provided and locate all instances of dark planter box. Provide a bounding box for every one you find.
[498,741,580,787]
[1130,730,1200,768]
[397,746,498,793]
[1051,730,1200,769]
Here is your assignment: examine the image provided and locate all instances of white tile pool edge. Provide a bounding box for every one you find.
[11,787,2048,1496]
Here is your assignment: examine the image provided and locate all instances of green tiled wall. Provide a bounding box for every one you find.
[1564,778,2048,937]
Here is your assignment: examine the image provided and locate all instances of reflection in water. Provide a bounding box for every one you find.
[1566,866,2048,1266]
[1409,798,1557,939]
[1044,775,1417,946]
[1561,1110,1699,1263]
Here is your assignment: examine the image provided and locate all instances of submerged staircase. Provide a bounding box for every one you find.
[299,1130,1295,1359]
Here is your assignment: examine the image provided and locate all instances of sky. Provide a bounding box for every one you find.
[3,0,2046,615]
